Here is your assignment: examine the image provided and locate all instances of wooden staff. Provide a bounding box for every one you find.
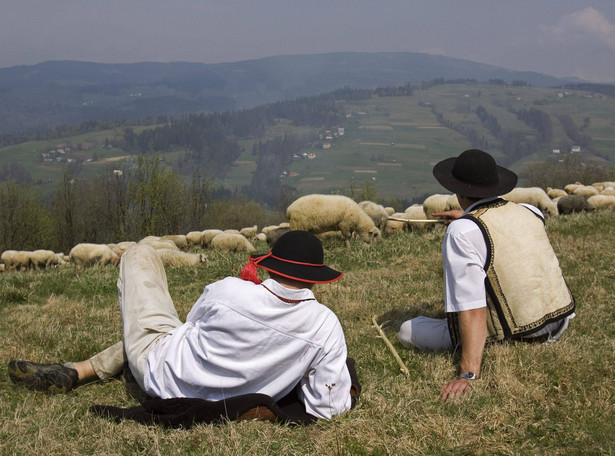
[387,217,446,223]
[372,315,410,377]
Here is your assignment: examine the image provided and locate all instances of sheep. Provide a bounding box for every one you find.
[587,194,615,211]
[404,204,434,233]
[69,243,120,267]
[210,232,256,252]
[1,250,31,271]
[572,185,599,198]
[592,181,615,191]
[138,238,180,251]
[286,194,381,247]
[255,232,267,242]
[384,212,409,236]
[110,241,137,257]
[265,227,291,247]
[30,250,66,270]
[154,249,206,268]
[0,263,4,273]
[239,225,259,241]
[501,187,559,217]
[186,231,205,249]
[358,201,389,232]
[557,195,593,215]
[547,187,567,199]
[422,194,461,219]
[601,187,615,196]
[160,234,189,251]
[224,229,241,235]
[202,229,224,248]
[140,235,160,242]
[564,182,582,194]
[384,206,395,216]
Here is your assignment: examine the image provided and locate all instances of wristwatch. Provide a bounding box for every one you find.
[459,371,477,380]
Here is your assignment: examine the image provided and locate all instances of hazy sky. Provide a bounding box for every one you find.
[3,0,615,82]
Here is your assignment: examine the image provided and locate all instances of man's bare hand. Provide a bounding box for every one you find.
[432,210,464,225]
[440,378,472,401]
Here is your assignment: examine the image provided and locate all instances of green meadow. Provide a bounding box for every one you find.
[1,211,614,455]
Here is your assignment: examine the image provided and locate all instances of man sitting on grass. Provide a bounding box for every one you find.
[398,149,575,401]
[9,230,355,421]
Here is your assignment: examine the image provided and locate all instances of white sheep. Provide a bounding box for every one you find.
[186,231,206,249]
[572,185,599,198]
[210,232,256,252]
[384,212,409,236]
[358,201,389,231]
[202,229,224,248]
[286,194,381,247]
[160,234,189,251]
[239,225,259,241]
[1,250,31,271]
[422,194,460,219]
[501,187,559,217]
[255,232,267,242]
[154,249,206,267]
[547,187,567,199]
[110,241,137,257]
[384,206,395,216]
[587,194,615,211]
[69,243,120,267]
[138,238,180,251]
[30,250,66,270]
[564,182,582,194]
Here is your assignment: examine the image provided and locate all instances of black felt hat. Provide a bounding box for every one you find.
[246,230,342,284]
[432,149,518,198]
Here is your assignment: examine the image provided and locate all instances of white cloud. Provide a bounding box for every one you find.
[544,7,615,50]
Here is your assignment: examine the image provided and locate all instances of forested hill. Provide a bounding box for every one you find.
[0,52,576,135]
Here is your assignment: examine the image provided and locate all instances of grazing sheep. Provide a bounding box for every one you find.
[384,212,409,236]
[404,204,434,233]
[160,234,189,251]
[600,187,615,196]
[556,195,593,215]
[501,187,559,217]
[547,187,567,199]
[265,227,291,247]
[358,201,389,231]
[224,229,241,235]
[138,238,180,251]
[186,231,205,249]
[154,249,206,268]
[210,232,256,252]
[0,263,4,273]
[140,235,160,242]
[202,229,224,248]
[384,206,395,216]
[30,250,66,270]
[572,185,599,198]
[422,194,461,219]
[587,194,615,211]
[239,225,259,241]
[286,194,381,247]
[69,243,120,267]
[591,181,615,191]
[564,183,582,194]
[1,250,31,271]
[255,232,267,242]
[110,241,137,257]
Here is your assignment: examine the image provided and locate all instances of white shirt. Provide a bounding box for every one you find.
[144,277,352,420]
[443,198,544,313]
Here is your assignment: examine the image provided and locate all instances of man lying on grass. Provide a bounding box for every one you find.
[398,149,575,401]
[9,230,357,422]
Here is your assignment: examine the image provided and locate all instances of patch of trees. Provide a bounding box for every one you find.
[563,83,615,97]
[432,107,490,150]
[515,108,553,145]
[0,157,285,253]
[475,105,501,138]
[374,83,414,97]
[521,154,614,189]
[556,114,592,150]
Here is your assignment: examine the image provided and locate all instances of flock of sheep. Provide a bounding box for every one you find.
[1,181,614,273]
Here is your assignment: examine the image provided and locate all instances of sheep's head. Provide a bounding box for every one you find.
[360,226,381,243]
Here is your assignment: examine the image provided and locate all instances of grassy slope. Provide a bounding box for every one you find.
[1,211,614,455]
[2,84,614,202]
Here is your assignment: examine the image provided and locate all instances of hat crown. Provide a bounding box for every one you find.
[272,230,323,265]
[451,149,499,185]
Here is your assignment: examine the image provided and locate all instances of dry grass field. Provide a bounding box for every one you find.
[1,211,614,455]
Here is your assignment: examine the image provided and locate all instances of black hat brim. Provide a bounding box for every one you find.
[251,253,342,284]
[433,157,518,198]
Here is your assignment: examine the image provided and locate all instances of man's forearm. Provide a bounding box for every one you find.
[458,307,487,376]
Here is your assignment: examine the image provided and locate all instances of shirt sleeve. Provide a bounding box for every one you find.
[298,319,352,420]
[442,219,489,313]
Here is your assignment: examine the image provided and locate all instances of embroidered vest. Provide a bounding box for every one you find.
[448,199,575,345]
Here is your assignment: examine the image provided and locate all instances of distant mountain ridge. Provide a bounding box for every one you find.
[0,52,578,135]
